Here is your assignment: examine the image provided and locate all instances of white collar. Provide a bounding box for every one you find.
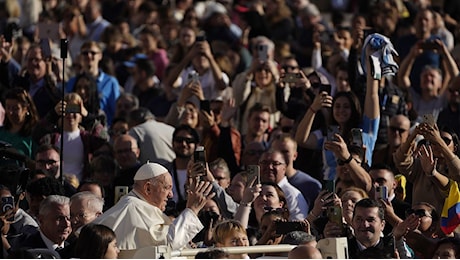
[39,230,65,251]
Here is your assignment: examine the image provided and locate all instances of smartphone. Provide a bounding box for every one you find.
[327,125,340,141]
[246,165,260,187]
[420,41,437,50]
[200,100,211,114]
[351,128,363,147]
[1,196,15,221]
[422,113,435,126]
[327,205,343,227]
[38,22,60,41]
[275,221,304,235]
[65,104,81,114]
[114,186,129,204]
[187,71,199,84]
[196,34,206,42]
[324,179,336,194]
[257,44,268,61]
[40,39,52,59]
[284,73,301,83]
[375,186,388,201]
[194,145,206,164]
[319,84,332,95]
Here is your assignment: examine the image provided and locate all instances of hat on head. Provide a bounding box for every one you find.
[134,163,168,181]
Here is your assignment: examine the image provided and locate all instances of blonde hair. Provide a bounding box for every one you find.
[213,220,247,245]
[64,92,84,106]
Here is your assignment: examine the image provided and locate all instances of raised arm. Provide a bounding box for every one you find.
[437,39,459,95]
[294,92,333,149]
[363,45,380,120]
[397,42,422,89]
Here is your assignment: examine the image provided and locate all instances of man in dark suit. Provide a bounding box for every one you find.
[369,163,411,235]
[347,199,412,258]
[10,195,72,258]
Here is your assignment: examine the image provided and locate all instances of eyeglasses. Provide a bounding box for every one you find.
[405,209,432,218]
[81,50,100,56]
[442,137,453,145]
[389,126,408,133]
[173,136,196,144]
[259,160,285,167]
[36,159,58,166]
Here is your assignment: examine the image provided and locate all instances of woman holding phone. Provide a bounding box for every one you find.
[294,46,380,181]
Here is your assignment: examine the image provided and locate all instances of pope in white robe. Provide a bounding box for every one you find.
[93,162,213,258]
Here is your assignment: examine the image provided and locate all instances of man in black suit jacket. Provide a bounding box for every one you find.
[369,163,411,235]
[347,199,412,258]
[9,195,72,258]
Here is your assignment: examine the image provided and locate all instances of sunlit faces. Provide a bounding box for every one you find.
[172,130,196,158]
[35,149,60,178]
[254,66,273,87]
[74,77,92,103]
[259,151,286,183]
[179,103,199,128]
[227,173,246,203]
[369,168,396,198]
[352,206,385,247]
[147,174,173,211]
[332,96,352,124]
[420,68,442,93]
[39,203,72,244]
[247,111,270,137]
[433,242,458,259]
[179,27,196,48]
[80,46,102,70]
[26,47,47,81]
[217,230,249,247]
[70,197,99,231]
[431,131,456,158]
[114,135,140,168]
[5,99,28,126]
[410,204,434,233]
[416,9,435,35]
[254,185,284,213]
[388,115,410,148]
[104,239,120,259]
[341,190,365,223]
[211,168,231,189]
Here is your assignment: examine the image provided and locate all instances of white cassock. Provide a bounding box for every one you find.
[93,190,203,258]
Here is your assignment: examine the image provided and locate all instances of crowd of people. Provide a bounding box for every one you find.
[1,0,460,258]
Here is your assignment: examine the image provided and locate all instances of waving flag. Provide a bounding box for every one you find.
[441,181,460,234]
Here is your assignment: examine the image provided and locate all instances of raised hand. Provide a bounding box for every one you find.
[417,144,437,176]
[186,178,215,215]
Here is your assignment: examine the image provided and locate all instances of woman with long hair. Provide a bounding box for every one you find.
[0,88,39,158]
[75,224,120,259]
[295,48,380,180]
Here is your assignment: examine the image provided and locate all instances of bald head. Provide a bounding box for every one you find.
[113,134,140,168]
[288,245,322,259]
[388,114,411,148]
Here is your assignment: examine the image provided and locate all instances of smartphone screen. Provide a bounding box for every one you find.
[351,128,363,147]
[258,44,268,61]
[40,39,52,59]
[324,179,335,194]
[1,196,15,221]
[319,84,332,95]
[200,100,211,114]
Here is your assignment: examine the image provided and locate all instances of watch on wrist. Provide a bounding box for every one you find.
[337,154,353,166]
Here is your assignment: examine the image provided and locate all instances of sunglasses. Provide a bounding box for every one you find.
[442,136,453,145]
[256,67,270,72]
[173,136,196,144]
[406,209,431,218]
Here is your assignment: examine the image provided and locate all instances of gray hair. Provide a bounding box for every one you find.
[39,195,70,217]
[70,191,104,213]
[209,158,230,178]
[282,231,316,245]
[117,93,140,109]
